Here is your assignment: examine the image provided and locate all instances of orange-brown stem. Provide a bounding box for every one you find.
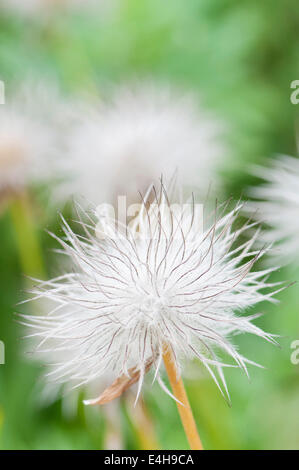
[162,345,203,450]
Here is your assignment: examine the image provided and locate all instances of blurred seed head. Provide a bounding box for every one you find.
[0,81,72,205]
[248,155,299,265]
[62,83,226,207]
[0,99,52,195]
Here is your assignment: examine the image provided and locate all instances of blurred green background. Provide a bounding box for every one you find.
[0,0,299,450]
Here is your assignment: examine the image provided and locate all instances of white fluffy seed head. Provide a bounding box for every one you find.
[23,181,280,401]
[248,155,299,265]
[63,83,225,206]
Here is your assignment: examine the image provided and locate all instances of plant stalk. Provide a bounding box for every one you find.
[9,192,45,280]
[162,344,203,450]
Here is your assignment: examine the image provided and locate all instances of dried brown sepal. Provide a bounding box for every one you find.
[83,357,154,406]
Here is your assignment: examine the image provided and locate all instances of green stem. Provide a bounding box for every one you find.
[9,193,46,280]
[123,393,159,450]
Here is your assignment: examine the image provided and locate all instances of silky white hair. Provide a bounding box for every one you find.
[23,181,281,402]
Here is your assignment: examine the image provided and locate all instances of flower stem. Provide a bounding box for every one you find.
[9,192,45,280]
[126,394,159,450]
[162,344,203,450]
[103,401,124,450]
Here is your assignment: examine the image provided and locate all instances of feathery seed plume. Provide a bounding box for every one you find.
[23,180,280,403]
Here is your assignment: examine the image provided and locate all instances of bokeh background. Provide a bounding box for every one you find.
[0,0,299,450]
